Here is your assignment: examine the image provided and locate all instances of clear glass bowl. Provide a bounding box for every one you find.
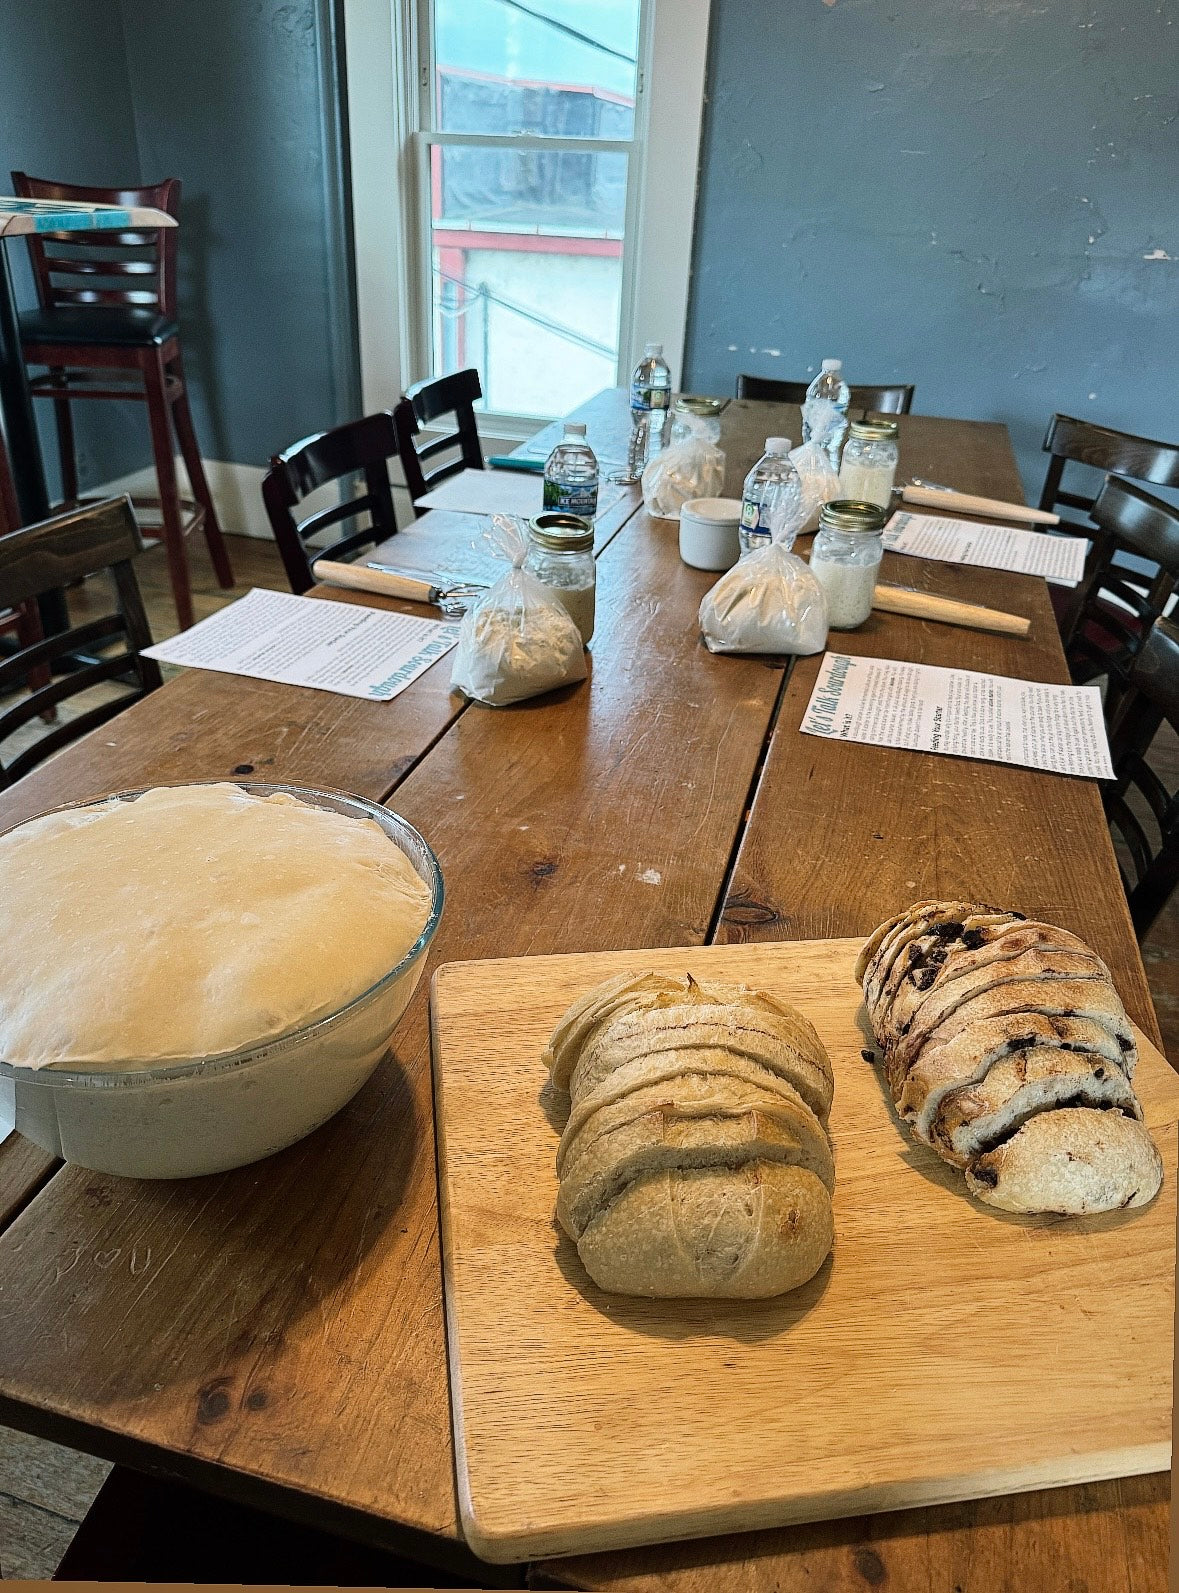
[0,781,444,1179]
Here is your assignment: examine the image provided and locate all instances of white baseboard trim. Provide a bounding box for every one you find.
[92,457,272,540]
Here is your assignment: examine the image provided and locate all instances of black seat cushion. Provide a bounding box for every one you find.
[19,306,178,349]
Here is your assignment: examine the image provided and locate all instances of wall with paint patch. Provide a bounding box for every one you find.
[683,0,1179,495]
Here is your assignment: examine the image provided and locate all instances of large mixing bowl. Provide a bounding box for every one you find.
[0,782,444,1178]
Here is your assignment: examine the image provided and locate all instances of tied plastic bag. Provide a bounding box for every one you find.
[789,398,842,532]
[698,526,829,656]
[450,514,587,706]
[641,414,725,521]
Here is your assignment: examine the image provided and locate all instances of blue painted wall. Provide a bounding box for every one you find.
[683,0,1179,496]
[0,0,147,490]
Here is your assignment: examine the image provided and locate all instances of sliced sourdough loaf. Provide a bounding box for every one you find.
[965,1107,1163,1214]
[569,1005,833,1123]
[575,1162,834,1298]
[556,1107,835,1241]
[927,1049,1141,1167]
[896,1012,1135,1135]
[544,971,683,1091]
[556,1071,832,1181]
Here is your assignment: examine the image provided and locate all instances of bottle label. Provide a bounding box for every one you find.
[630,381,670,412]
[544,480,598,517]
[740,495,771,531]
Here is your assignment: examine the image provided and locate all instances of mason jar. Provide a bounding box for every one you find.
[525,513,596,644]
[669,396,724,448]
[837,418,900,509]
[809,501,887,630]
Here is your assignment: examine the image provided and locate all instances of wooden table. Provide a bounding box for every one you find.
[0,394,1167,1591]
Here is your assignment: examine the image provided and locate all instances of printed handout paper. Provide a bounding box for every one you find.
[884,511,1087,586]
[144,587,457,701]
[801,652,1113,779]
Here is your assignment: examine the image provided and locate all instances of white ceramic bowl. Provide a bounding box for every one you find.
[679,496,743,571]
[0,782,444,1179]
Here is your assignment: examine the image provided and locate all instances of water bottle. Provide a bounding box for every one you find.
[543,422,599,517]
[739,437,803,556]
[802,359,850,469]
[625,341,673,478]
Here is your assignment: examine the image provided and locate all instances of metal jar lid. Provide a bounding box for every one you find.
[528,512,594,552]
[674,395,726,416]
[848,418,899,441]
[818,500,888,533]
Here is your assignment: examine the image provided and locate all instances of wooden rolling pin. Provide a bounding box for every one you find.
[313,558,442,603]
[899,485,1060,526]
[873,583,1031,637]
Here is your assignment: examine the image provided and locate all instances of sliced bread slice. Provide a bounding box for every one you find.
[965,1107,1163,1214]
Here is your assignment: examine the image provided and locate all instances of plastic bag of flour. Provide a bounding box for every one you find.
[641,415,725,521]
[698,534,829,656]
[450,515,587,706]
[789,398,842,532]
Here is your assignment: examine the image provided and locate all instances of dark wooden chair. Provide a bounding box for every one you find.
[1103,614,1179,939]
[11,170,234,631]
[735,373,915,413]
[0,421,49,697]
[394,367,485,515]
[1059,477,1179,719]
[1038,413,1179,519]
[261,411,402,595]
[0,496,162,787]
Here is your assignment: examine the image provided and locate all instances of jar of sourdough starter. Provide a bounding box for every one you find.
[526,512,596,644]
[809,501,887,629]
[837,418,900,508]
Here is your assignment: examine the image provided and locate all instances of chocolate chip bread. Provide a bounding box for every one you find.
[859,901,1161,1215]
[544,973,835,1297]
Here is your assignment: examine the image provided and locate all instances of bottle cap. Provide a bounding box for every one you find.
[821,359,842,372]
[563,422,588,437]
[644,341,663,356]
[765,436,792,454]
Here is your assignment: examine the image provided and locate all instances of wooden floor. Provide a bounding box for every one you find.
[3,532,1179,1577]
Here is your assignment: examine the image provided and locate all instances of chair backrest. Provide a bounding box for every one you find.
[0,497,161,788]
[262,411,402,595]
[1038,413,1179,517]
[11,171,180,317]
[735,373,915,414]
[1062,476,1179,697]
[1103,615,1179,939]
[0,423,19,538]
[397,368,485,513]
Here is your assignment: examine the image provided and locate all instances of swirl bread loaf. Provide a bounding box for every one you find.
[857,901,1162,1214]
[544,972,835,1298]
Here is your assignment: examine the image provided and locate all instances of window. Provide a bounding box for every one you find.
[345,0,711,433]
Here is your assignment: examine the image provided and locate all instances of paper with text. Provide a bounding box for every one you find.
[801,652,1113,779]
[884,511,1087,587]
[144,588,457,701]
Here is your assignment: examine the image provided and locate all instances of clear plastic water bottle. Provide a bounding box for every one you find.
[802,359,851,469]
[543,422,599,517]
[738,437,803,556]
[625,341,673,478]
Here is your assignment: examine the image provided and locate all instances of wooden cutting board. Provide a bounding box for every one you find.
[429,939,1179,1564]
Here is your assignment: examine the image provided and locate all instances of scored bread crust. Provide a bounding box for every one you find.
[544,971,682,1091]
[556,1107,836,1241]
[878,924,1109,1042]
[575,1161,834,1298]
[965,1107,1163,1214]
[558,1051,826,1175]
[928,1049,1142,1167]
[896,1012,1136,1136]
[556,1072,833,1182]
[569,1006,834,1123]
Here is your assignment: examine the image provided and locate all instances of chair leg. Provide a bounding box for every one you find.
[141,349,195,631]
[49,369,79,505]
[169,350,234,590]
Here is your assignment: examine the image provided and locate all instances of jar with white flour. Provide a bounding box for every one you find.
[808,501,886,629]
[525,513,596,644]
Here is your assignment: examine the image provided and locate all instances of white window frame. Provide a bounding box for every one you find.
[342,0,711,438]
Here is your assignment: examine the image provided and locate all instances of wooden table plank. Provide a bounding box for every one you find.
[0,502,788,1566]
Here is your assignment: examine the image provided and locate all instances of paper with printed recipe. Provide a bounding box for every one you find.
[144,587,458,701]
[884,511,1087,586]
[800,652,1113,779]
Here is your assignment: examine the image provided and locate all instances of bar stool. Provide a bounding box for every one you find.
[10,171,234,629]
